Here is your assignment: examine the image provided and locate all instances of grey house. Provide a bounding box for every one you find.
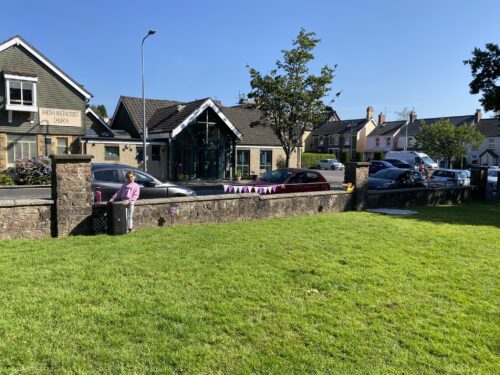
[0,35,105,172]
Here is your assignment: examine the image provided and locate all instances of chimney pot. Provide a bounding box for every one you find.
[410,111,417,122]
[378,112,385,125]
[366,106,374,120]
[475,108,482,123]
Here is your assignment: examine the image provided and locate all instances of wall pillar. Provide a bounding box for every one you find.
[0,133,7,171]
[50,154,93,237]
[470,166,489,200]
[345,162,370,210]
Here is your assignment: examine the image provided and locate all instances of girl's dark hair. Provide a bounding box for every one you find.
[126,171,136,178]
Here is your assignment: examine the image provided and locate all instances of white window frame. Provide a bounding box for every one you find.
[344,135,350,146]
[386,137,392,147]
[375,137,380,147]
[488,138,495,149]
[4,74,38,112]
[7,135,37,167]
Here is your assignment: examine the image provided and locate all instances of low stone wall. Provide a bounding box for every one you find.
[0,199,53,239]
[368,187,473,209]
[120,190,353,231]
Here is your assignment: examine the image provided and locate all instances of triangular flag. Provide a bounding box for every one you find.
[223,184,229,192]
[271,185,276,193]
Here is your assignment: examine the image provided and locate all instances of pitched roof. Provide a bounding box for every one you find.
[407,115,475,136]
[148,98,208,133]
[118,96,181,135]
[222,106,281,146]
[476,118,500,137]
[0,35,92,99]
[311,118,369,136]
[369,120,406,136]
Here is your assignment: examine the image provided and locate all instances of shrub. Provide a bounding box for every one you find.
[340,151,350,163]
[373,151,383,160]
[14,156,52,185]
[355,152,364,162]
[0,172,14,185]
[301,153,336,168]
[276,155,286,168]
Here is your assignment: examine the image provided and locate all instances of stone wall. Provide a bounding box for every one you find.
[0,199,53,239]
[107,190,354,231]
[368,187,473,209]
[51,155,93,237]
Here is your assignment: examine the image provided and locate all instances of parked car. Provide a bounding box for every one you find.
[92,163,196,202]
[383,158,414,170]
[487,167,500,194]
[384,151,439,170]
[254,168,330,193]
[368,168,427,190]
[369,160,395,175]
[429,169,470,187]
[316,159,345,170]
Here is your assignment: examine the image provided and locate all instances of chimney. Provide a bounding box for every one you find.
[366,106,374,120]
[475,108,482,123]
[378,112,385,125]
[409,111,417,122]
[213,99,222,108]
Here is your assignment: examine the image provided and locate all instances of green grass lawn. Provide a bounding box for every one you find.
[0,201,498,374]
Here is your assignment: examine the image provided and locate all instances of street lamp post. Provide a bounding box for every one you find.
[141,29,156,172]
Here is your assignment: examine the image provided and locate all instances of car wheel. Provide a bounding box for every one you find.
[316,165,321,170]
[330,165,336,170]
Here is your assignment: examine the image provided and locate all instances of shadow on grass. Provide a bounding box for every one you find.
[386,200,500,229]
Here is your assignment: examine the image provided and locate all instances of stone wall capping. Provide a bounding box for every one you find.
[49,154,94,162]
[0,199,53,208]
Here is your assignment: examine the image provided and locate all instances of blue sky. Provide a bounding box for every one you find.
[2,0,499,120]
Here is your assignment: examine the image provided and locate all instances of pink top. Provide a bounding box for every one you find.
[111,182,140,202]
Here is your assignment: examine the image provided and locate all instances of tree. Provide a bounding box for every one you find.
[415,119,483,167]
[91,104,108,118]
[394,107,411,120]
[247,29,338,167]
[463,43,500,115]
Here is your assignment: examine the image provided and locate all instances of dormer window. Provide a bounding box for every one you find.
[4,73,38,112]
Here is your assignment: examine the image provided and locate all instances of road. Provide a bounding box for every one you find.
[0,169,346,200]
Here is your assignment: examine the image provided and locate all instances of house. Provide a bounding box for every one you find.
[366,110,484,163]
[97,96,300,180]
[0,35,105,172]
[470,116,500,166]
[305,106,377,160]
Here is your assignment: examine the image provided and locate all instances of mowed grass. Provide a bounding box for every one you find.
[0,202,498,374]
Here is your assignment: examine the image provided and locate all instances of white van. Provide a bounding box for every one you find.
[384,151,439,170]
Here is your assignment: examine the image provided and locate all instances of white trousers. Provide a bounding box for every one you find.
[125,203,135,230]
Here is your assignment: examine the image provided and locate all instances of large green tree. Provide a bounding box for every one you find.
[415,119,483,167]
[247,29,338,167]
[463,43,500,115]
[90,104,108,118]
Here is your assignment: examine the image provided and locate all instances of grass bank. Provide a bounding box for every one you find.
[0,201,498,373]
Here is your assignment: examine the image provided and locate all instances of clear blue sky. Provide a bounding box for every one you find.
[3,0,499,120]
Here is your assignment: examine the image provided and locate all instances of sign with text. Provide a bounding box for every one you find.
[39,107,82,127]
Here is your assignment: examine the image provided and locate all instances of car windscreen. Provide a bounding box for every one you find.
[134,171,156,185]
[488,170,499,177]
[421,156,434,164]
[260,170,292,183]
[372,169,403,179]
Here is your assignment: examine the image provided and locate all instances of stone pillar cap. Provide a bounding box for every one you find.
[50,154,94,162]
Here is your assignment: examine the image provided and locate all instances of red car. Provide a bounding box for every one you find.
[253,168,331,194]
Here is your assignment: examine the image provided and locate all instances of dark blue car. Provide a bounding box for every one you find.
[369,160,394,175]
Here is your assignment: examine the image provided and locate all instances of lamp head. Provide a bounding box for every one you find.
[148,30,156,35]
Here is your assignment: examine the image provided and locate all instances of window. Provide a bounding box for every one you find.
[328,135,333,145]
[236,150,250,177]
[386,138,392,147]
[488,138,495,149]
[4,74,38,112]
[334,135,339,145]
[260,150,272,174]
[344,135,350,146]
[375,137,380,147]
[152,145,161,161]
[104,146,120,160]
[7,135,37,166]
[136,146,143,161]
[93,169,120,182]
[134,171,155,185]
[56,138,68,154]
[313,137,318,148]
[319,136,324,146]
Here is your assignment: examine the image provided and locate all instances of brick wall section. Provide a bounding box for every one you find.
[0,133,6,170]
[51,154,93,237]
[120,191,354,230]
[0,199,52,239]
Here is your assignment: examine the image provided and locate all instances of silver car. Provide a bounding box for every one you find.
[316,159,345,170]
[92,163,196,202]
[429,169,470,187]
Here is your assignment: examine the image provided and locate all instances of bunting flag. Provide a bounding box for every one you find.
[223,184,229,192]
[223,184,285,194]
